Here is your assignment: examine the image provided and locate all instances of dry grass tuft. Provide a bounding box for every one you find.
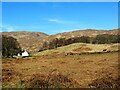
[25,71,81,88]
[2,69,21,83]
[2,68,23,88]
[88,75,120,89]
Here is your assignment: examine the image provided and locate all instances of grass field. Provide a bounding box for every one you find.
[2,43,119,88]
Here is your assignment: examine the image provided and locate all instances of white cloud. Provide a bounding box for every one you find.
[2,25,17,32]
[0,26,2,32]
[6,26,16,32]
[48,19,64,23]
[48,18,75,24]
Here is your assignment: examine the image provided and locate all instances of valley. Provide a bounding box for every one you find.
[2,43,119,88]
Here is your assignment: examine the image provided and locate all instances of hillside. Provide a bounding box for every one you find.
[39,29,119,51]
[3,43,119,88]
[2,29,120,88]
[2,29,119,52]
[2,31,49,52]
[33,43,120,57]
[46,29,119,41]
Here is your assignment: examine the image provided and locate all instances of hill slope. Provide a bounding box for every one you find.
[39,29,119,51]
[2,31,49,52]
[46,29,119,41]
[33,43,120,57]
[2,29,119,52]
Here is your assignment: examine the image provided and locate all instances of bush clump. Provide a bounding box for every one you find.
[2,35,21,58]
[88,76,120,89]
[25,71,81,88]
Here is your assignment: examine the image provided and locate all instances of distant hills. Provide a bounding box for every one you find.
[2,29,119,52]
[48,29,119,39]
[2,31,49,52]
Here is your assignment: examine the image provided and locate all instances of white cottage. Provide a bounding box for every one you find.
[18,50,29,57]
[22,50,29,57]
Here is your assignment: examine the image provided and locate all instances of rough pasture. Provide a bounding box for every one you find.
[2,51,118,88]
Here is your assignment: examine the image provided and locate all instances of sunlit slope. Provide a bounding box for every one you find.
[2,31,49,52]
[33,43,119,57]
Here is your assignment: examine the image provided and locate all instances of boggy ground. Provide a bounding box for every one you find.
[2,51,119,88]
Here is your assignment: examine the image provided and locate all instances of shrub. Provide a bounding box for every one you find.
[2,35,21,58]
[25,71,81,88]
[88,75,120,89]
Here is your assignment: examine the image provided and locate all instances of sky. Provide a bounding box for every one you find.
[2,2,118,34]
[1,0,119,2]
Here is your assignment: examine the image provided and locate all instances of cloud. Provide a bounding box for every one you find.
[6,26,16,32]
[2,25,45,32]
[48,19,64,23]
[2,25,17,32]
[48,18,75,24]
[0,26,2,32]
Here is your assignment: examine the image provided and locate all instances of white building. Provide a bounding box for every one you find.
[22,50,29,57]
[18,50,29,57]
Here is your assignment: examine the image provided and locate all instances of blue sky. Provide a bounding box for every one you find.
[2,2,118,34]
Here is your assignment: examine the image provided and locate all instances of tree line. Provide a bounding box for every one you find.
[40,34,120,51]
